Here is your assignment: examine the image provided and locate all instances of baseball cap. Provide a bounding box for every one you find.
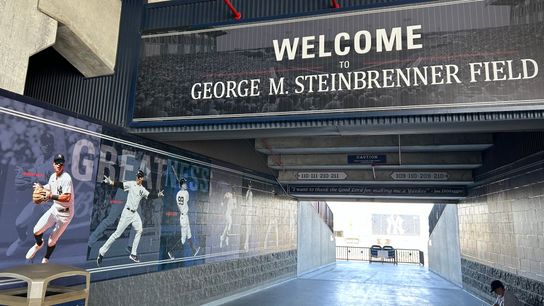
[53,154,65,164]
[137,169,145,178]
[490,280,504,292]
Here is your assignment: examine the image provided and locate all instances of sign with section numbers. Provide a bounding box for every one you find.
[390,172,449,181]
[297,172,347,180]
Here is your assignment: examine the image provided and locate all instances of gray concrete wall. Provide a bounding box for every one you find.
[297,201,336,275]
[458,152,544,305]
[428,204,462,287]
[38,0,121,77]
[0,0,57,94]
[0,1,120,94]
[167,140,275,176]
[90,250,297,306]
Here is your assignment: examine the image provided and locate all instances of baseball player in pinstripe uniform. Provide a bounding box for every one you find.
[167,178,199,259]
[243,182,253,251]
[25,154,73,264]
[219,189,236,248]
[96,169,163,266]
[7,132,55,256]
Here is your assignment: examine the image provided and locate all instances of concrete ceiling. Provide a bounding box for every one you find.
[137,113,544,203]
[254,133,494,202]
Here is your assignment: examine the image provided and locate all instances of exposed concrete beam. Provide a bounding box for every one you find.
[133,117,544,141]
[38,0,121,77]
[258,143,492,154]
[291,194,463,202]
[0,0,57,94]
[165,139,274,176]
[278,169,473,185]
[485,0,518,5]
[271,164,481,170]
[294,197,460,204]
[268,152,482,170]
[256,134,493,154]
[284,180,472,186]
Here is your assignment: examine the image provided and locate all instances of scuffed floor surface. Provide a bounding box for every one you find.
[221,261,486,306]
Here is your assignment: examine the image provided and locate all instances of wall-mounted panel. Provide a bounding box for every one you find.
[0,90,296,284]
[133,0,544,127]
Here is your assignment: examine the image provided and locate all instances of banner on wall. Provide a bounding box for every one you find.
[0,93,296,280]
[372,214,420,236]
[87,137,212,269]
[207,169,242,252]
[133,0,544,124]
[0,96,102,269]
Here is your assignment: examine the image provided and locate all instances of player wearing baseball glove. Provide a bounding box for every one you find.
[32,184,51,205]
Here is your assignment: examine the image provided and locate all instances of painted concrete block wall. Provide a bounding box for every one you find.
[297,201,336,275]
[90,250,297,306]
[462,258,544,306]
[428,204,462,287]
[458,153,544,305]
[89,167,299,305]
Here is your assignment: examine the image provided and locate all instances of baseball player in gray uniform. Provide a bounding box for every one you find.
[96,170,163,266]
[25,154,74,264]
[167,178,200,259]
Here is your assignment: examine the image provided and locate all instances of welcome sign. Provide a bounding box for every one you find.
[133,0,544,124]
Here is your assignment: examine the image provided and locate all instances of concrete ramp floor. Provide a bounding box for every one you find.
[220,261,485,306]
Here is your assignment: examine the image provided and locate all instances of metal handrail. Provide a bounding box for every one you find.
[336,246,424,265]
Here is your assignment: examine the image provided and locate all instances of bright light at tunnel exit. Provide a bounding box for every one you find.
[328,202,433,255]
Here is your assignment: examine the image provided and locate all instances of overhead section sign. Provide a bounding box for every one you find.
[133,0,544,125]
[297,172,347,180]
[390,171,449,181]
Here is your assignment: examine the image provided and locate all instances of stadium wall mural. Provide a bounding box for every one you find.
[133,0,544,125]
[0,93,297,283]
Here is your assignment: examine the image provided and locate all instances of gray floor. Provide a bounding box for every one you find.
[221,261,486,306]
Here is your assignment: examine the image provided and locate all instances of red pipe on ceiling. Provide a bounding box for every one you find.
[223,0,242,20]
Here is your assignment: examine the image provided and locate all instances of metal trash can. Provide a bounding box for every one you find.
[0,263,89,306]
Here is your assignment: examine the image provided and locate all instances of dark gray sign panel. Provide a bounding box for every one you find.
[134,0,544,124]
[347,154,387,164]
[287,184,466,198]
